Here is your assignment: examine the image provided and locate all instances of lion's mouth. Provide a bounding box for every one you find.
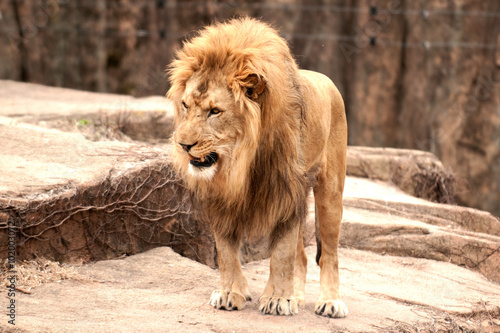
[188,152,219,168]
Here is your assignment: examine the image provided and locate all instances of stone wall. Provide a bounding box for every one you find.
[1,0,499,217]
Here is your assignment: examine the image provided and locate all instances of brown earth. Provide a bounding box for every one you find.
[1,81,500,332]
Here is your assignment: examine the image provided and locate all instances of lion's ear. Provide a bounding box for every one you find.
[244,74,266,100]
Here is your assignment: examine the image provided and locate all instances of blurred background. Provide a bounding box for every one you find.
[0,0,499,217]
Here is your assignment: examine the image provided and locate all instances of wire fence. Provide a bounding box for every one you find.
[20,1,500,18]
[1,28,497,51]
[1,1,498,50]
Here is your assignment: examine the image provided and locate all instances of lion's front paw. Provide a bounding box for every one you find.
[315,299,348,318]
[294,290,305,307]
[259,296,298,316]
[210,290,247,311]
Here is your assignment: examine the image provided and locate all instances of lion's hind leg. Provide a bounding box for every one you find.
[210,234,251,311]
[293,222,307,307]
[313,161,348,318]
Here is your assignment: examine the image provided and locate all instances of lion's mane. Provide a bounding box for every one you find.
[168,18,308,246]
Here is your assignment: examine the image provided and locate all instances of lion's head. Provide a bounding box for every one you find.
[167,18,305,210]
[168,66,263,193]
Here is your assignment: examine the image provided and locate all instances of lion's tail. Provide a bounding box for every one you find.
[314,204,322,265]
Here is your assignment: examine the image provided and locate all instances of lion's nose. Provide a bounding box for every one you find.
[179,142,198,152]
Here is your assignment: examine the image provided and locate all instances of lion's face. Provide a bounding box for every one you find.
[172,73,250,181]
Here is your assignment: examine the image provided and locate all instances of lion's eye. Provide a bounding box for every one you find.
[208,108,221,117]
[181,101,188,110]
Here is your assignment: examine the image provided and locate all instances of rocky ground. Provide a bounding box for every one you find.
[3,246,500,333]
[1,80,500,332]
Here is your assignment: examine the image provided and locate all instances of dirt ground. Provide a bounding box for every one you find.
[2,245,500,333]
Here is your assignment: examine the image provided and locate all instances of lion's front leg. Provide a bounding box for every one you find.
[210,233,251,311]
[259,222,300,316]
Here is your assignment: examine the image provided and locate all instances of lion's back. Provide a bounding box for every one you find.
[298,70,346,170]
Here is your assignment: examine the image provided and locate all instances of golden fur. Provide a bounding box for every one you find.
[167,17,348,317]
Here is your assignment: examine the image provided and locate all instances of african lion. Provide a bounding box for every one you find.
[167,17,348,317]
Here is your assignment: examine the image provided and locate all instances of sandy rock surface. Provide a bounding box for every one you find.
[0,80,174,143]
[4,246,500,333]
[342,177,500,284]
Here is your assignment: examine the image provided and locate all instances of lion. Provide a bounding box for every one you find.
[167,17,348,317]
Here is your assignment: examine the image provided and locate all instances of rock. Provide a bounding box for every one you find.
[395,1,500,219]
[0,80,313,266]
[1,81,458,202]
[0,115,308,268]
[335,0,500,218]
[9,246,500,332]
[0,118,215,267]
[342,177,500,283]
[347,146,455,203]
[0,80,175,143]
[1,80,499,284]
[1,80,500,332]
